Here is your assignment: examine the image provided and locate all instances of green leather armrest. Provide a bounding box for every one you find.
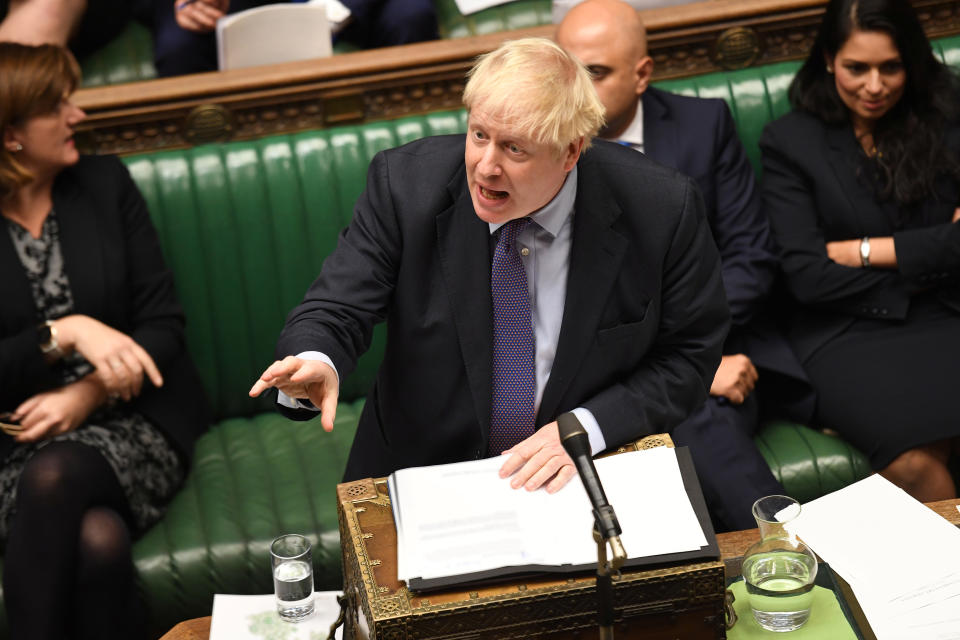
[755,421,872,504]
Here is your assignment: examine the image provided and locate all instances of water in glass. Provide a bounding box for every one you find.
[270,534,315,621]
[741,495,818,632]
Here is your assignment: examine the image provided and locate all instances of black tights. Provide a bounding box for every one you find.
[3,441,143,640]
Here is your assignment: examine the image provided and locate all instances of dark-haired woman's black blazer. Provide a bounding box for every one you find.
[759,110,960,363]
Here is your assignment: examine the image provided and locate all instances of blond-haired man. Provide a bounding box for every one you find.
[251,38,728,492]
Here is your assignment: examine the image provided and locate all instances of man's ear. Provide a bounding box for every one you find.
[634,55,654,96]
[563,137,585,172]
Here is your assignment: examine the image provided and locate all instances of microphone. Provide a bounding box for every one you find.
[557,412,626,561]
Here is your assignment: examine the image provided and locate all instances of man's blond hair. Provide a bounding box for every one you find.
[462,38,604,153]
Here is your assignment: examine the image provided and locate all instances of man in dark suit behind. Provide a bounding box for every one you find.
[558,0,812,530]
[250,37,729,494]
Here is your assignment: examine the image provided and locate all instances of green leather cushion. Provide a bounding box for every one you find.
[434,0,551,38]
[133,400,361,637]
[81,20,157,88]
[755,421,872,504]
[123,110,468,422]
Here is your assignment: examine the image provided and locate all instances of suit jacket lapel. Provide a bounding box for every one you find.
[538,158,627,423]
[436,173,494,437]
[52,169,105,319]
[641,90,679,170]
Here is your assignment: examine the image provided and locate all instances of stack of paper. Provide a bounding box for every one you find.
[389,446,714,589]
[786,475,960,639]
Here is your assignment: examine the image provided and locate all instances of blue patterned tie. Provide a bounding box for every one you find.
[489,218,536,456]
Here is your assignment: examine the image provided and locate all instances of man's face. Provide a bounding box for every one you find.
[557,21,650,139]
[465,108,581,225]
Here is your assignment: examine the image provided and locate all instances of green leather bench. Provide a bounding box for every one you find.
[79,0,551,87]
[0,33,955,640]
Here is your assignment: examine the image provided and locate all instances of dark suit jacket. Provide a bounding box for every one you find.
[760,111,960,362]
[643,88,812,418]
[276,136,730,481]
[643,87,775,328]
[0,156,208,462]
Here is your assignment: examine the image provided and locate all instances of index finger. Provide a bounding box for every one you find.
[249,357,305,396]
[131,343,163,388]
[498,450,527,480]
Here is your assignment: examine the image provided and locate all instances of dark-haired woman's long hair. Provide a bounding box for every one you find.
[789,0,960,207]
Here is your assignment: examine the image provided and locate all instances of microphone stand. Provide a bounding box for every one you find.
[594,513,627,640]
[557,412,629,639]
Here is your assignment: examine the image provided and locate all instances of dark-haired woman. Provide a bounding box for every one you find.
[760,0,960,502]
[0,43,207,639]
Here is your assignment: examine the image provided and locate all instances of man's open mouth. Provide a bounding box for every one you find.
[480,185,508,200]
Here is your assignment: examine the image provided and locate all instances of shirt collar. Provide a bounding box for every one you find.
[488,165,578,238]
[614,100,645,151]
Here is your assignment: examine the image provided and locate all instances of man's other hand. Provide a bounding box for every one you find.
[249,356,339,432]
[709,353,758,404]
[498,422,577,493]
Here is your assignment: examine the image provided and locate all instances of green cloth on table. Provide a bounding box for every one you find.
[727,580,858,639]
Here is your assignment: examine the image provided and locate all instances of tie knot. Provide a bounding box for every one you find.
[498,218,531,245]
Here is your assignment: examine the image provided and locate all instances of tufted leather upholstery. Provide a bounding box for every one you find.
[434,0,551,38]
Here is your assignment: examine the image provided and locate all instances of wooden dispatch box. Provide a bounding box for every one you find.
[336,435,728,639]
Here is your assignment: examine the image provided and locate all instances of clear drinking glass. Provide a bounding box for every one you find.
[270,534,315,621]
[741,495,818,632]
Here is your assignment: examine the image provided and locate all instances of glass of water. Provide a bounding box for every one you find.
[270,534,315,621]
[741,495,818,632]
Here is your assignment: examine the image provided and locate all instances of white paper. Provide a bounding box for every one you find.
[453,0,514,16]
[217,4,333,71]
[786,475,960,640]
[390,447,708,582]
[209,591,344,640]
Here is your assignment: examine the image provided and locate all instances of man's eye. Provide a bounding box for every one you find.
[588,68,608,81]
[473,130,485,140]
[508,144,522,154]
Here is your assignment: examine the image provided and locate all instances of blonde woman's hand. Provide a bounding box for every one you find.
[53,315,163,402]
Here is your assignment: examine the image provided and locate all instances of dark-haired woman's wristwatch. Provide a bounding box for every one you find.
[37,320,62,359]
[859,236,871,267]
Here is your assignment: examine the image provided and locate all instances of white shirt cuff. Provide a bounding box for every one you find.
[571,407,606,455]
[276,351,339,411]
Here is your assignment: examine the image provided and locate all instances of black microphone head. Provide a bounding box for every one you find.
[557,412,590,458]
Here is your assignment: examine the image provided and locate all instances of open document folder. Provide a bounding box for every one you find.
[786,475,960,640]
[388,446,718,591]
